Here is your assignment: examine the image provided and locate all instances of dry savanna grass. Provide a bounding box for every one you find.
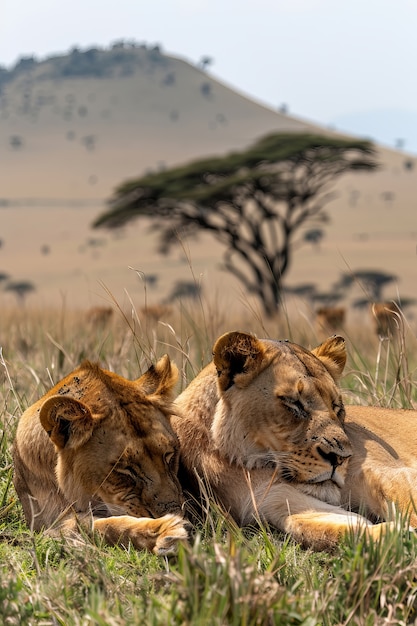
[1,296,417,625]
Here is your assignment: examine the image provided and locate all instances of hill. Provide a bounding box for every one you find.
[0,43,416,321]
[0,43,318,201]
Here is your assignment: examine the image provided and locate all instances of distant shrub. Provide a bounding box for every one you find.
[60,48,107,78]
[200,82,212,99]
[5,280,35,303]
[81,135,96,151]
[162,72,175,86]
[167,280,201,302]
[1,42,171,84]
[381,191,395,203]
[14,56,36,71]
[9,135,23,149]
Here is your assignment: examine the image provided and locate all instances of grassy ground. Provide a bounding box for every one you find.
[1,299,417,625]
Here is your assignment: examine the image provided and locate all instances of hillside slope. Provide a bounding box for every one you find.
[0,45,318,201]
[0,44,416,319]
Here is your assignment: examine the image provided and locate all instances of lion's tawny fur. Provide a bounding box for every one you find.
[13,357,188,554]
[173,331,417,550]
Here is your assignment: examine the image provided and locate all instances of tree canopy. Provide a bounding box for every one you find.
[94,132,379,316]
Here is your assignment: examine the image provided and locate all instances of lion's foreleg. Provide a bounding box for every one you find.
[54,513,189,554]
[283,510,394,551]
[93,514,189,554]
[243,482,390,551]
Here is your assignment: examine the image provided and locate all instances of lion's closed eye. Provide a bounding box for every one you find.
[116,466,139,482]
[279,396,309,420]
[164,451,175,466]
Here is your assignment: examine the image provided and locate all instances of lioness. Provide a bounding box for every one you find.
[172,331,417,550]
[13,356,188,554]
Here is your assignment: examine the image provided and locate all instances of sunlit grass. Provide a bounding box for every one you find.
[0,295,416,624]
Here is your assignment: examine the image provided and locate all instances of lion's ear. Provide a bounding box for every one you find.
[137,355,179,399]
[311,335,346,381]
[213,331,268,391]
[39,395,94,450]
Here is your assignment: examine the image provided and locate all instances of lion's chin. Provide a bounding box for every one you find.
[299,481,342,507]
[307,469,345,489]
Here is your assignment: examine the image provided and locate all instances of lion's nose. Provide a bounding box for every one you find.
[317,446,351,468]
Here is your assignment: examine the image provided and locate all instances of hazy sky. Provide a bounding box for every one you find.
[2,0,417,151]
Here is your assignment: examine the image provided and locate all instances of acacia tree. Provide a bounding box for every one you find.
[94,133,378,316]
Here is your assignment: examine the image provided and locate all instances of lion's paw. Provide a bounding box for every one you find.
[152,514,190,555]
[365,521,403,540]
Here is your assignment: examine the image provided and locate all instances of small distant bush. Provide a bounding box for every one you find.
[200,82,212,99]
[9,135,24,149]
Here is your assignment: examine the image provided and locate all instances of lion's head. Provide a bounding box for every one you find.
[174,331,352,510]
[36,356,183,521]
[211,331,351,504]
